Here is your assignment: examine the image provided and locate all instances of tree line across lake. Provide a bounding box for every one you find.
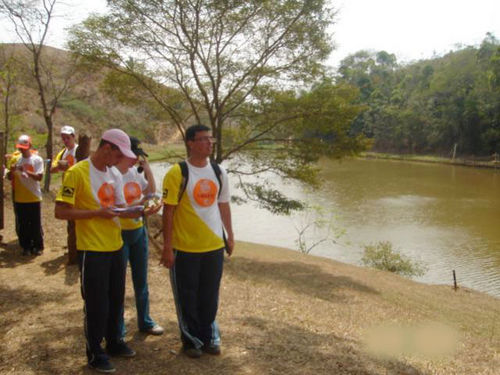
[1,0,498,213]
[336,33,500,158]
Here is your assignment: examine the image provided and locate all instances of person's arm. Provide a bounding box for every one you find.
[50,163,60,173]
[50,150,63,173]
[25,170,43,181]
[160,204,176,268]
[139,158,156,196]
[218,202,234,256]
[55,201,119,220]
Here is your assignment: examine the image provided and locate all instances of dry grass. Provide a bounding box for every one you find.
[0,192,499,374]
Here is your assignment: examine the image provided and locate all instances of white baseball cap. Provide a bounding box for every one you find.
[61,125,75,135]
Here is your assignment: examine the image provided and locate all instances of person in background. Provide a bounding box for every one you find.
[51,125,79,264]
[114,136,164,339]
[160,124,234,358]
[6,135,44,256]
[55,129,140,373]
[51,125,78,174]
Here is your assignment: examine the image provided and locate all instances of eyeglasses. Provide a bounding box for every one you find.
[193,136,216,143]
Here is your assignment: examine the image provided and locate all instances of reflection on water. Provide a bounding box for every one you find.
[151,159,500,297]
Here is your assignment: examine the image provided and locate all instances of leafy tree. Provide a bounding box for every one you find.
[0,44,20,151]
[0,0,84,189]
[338,34,500,157]
[69,0,367,213]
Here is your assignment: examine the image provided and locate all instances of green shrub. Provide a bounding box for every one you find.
[361,241,426,277]
[60,99,104,122]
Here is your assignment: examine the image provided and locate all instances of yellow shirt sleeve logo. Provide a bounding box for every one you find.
[62,186,75,198]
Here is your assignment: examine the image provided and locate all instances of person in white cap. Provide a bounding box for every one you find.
[6,135,45,256]
[51,125,79,264]
[55,128,140,373]
[51,125,78,173]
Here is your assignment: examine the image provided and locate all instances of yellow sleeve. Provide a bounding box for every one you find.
[7,152,20,169]
[162,164,182,206]
[56,166,77,205]
[51,148,65,169]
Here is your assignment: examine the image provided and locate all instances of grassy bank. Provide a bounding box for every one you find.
[0,193,498,374]
[362,151,500,169]
[143,143,186,163]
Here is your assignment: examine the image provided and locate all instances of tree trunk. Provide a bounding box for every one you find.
[0,132,4,235]
[43,116,53,192]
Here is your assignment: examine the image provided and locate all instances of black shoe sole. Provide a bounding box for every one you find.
[182,348,203,358]
[88,363,116,373]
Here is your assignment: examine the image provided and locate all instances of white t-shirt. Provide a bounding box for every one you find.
[114,166,149,230]
[13,153,44,203]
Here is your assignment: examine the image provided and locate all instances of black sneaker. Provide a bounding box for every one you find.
[32,248,43,256]
[182,344,202,358]
[88,356,115,373]
[202,344,221,355]
[22,248,31,256]
[106,341,136,358]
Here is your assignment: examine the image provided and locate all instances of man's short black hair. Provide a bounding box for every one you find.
[185,124,210,141]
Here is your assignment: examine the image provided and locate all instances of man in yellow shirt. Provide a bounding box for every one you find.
[51,125,79,264]
[161,124,234,358]
[51,125,78,173]
[55,129,139,373]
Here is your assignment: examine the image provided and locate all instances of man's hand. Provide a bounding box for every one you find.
[225,235,234,257]
[160,247,175,269]
[96,207,119,219]
[57,160,69,171]
[143,204,162,216]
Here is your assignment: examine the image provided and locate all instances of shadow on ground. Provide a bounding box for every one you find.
[39,254,80,286]
[225,256,379,302]
[225,316,426,375]
[0,239,33,268]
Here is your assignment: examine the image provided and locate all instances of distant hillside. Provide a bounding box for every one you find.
[0,43,180,156]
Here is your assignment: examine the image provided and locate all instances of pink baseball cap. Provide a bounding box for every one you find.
[101,129,136,159]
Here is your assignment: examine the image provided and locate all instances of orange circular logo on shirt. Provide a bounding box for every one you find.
[123,182,141,205]
[22,164,34,173]
[97,183,115,207]
[65,154,75,166]
[193,179,217,207]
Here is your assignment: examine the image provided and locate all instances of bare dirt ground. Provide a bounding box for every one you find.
[0,192,499,374]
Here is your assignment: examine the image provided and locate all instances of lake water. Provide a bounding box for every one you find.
[151,158,500,298]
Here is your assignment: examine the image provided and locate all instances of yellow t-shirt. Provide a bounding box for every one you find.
[51,145,78,170]
[162,161,229,253]
[56,159,125,252]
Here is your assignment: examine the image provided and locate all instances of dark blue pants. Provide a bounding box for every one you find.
[170,249,224,349]
[14,201,44,251]
[78,250,126,362]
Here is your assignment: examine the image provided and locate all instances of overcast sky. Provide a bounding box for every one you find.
[328,0,500,66]
[1,0,499,68]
